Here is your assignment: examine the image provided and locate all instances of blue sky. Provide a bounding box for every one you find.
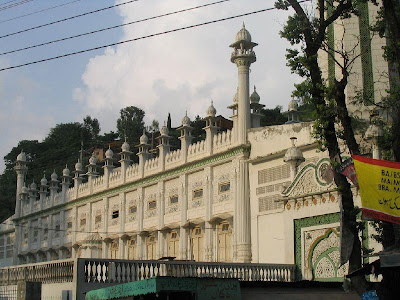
[0,0,301,172]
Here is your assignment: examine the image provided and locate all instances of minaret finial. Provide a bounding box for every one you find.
[254,85,256,91]
[243,21,245,28]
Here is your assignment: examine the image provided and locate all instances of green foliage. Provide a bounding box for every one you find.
[260,106,287,126]
[191,115,206,143]
[116,106,146,147]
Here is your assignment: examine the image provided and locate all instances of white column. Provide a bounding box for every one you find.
[119,192,126,259]
[71,207,78,258]
[204,167,213,261]
[179,174,188,260]
[137,187,144,259]
[102,197,109,258]
[157,182,165,258]
[234,158,251,262]
[237,63,251,144]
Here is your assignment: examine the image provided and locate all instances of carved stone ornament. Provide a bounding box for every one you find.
[283,158,335,198]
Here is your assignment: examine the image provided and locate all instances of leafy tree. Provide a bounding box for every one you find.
[116,106,145,147]
[83,115,100,140]
[276,0,369,293]
[167,113,172,131]
[260,106,287,126]
[191,115,206,143]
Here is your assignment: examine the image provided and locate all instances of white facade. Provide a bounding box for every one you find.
[0,23,387,282]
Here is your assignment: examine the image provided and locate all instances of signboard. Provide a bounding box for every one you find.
[353,155,400,224]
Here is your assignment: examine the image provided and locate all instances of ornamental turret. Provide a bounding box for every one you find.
[73,159,84,198]
[230,23,257,144]
[157,123,171,171]
[178,112,193,163]
[120,138,132,183]
[204,101,219,155]
[61,165,71,201]
[103,145,115,187]
[87,153,98,194]
[14,150,28,218]
[250,86,264,128]
[49,170,59,204]
[137,130,151,177]
[228,88,239,141]
[284,137,305,179]
[39,173,48,209]
[286,98,300,124]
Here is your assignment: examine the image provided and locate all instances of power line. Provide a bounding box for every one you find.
[0,1,312,72]
[0,0,81,24]
[0,0,140,39]
[0,0,33,11]
[0,0,231,56]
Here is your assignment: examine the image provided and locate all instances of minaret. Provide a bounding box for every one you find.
[157,123,171,171]
[39,174,48,209]
[61,165,72,202]
[49,170,59,205]
[230,23,257,144]
[178,112,193,163]
[250,86,264,128]
[103,146,115,188]
[286,98,300,124]
[73,159,84,199]
[86,153,98,194]
[119,138,132,183]
[14,150,28,218]
[228,88,239,142]
[136,130,150,178]
[204,101,219,155]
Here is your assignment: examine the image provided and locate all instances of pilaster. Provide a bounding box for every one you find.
[204,167,213,261]
[179,174,188,259]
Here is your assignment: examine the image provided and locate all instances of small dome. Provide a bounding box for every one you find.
[206,101,216,118]
[182,112,191,127]
[233,88,238,104]
[284,137,305,163]
[75,160,83,172]
[62,165,70,177]
[17,151,26,162]
[140,131,148,144]
[250,86,260,103]
[105,146,114,159]
[51,170,58,181]
[30,181,37,190]
[89,154,97,165]
[121,140,130,152]
[40,175,48,186]
[288,98,298,112]
[160,125,168,136]
[21,185,29,194]
[235,23,252,43]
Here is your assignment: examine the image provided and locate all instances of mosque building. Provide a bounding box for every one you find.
[0,15,389,284]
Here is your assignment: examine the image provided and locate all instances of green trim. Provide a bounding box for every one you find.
[283,158,333,195]
[294,213,340,280]
[308,229,343,282]
[358,1,375,104]
[327,3,335,87]
[15,145,250,222]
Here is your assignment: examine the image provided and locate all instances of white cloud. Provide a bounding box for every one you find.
[76,0,300,131]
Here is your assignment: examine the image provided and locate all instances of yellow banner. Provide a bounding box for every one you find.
[353,155,400,224]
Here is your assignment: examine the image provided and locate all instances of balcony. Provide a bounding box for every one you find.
[0,258,296,299]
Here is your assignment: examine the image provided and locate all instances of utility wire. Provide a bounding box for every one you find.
[0,0,33,11]
[0,1,312,72]
[0,0,230,56]
[0,0,81,24]
[0,0,140,39]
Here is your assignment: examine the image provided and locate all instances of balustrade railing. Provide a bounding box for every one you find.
[79,259,295,284]
[0,259,74,285]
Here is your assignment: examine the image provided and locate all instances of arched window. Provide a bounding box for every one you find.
[127,237,137,260]
[218,222,232,262]
[191,226,204,261]
[146,234,157,260]
[110,240,119,259]
[168,230,179,258]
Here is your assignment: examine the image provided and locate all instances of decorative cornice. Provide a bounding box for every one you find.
[15,144,251,223]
